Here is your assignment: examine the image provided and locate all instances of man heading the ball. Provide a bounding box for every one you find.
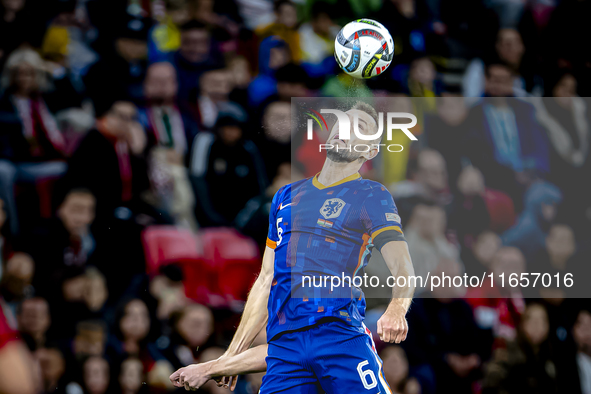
[171,101,415,393]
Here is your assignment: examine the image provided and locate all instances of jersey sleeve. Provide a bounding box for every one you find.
[266,187,284,249]
[361,185,406,251]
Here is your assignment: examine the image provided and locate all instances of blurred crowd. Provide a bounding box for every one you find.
[0,0,590,393]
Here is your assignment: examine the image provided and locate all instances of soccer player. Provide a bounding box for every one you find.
[171,101,415,393]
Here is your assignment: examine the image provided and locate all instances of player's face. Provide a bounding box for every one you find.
[326,109,379,163]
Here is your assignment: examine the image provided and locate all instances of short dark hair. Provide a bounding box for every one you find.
[310,1,332,19]
[351,101,379,129]
[180,20,208,33]
[274,0,295,12]
[275,63,307,84]
[484,61,513,78]
[59,187,95,208]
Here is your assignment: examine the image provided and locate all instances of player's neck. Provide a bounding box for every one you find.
[317,159,361,187]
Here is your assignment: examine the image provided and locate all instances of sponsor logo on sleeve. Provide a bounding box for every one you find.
[385,213,401,223]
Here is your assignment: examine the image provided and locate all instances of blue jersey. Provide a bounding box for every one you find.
[265,173,404,341]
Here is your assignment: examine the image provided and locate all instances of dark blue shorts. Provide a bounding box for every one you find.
[260,320,392,394]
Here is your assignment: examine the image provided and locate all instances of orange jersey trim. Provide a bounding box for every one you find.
[354,233,371,276]
[266,238,277,249]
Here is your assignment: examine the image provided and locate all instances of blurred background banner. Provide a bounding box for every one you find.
[0,0,589,393]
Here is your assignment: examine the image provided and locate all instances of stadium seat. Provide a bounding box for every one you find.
[141,225,203,275]
[141,226,261,309]
[201,228,261,309]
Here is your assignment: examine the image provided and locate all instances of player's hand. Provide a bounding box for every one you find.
[377,303,408,343]
[169,363,211,391]
[216,375,239,391]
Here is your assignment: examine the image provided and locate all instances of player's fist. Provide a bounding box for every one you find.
[377,304,408,343]
[169,364,211,391]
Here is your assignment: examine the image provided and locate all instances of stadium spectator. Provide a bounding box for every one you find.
[147,264,190,322]
[544,0,591,81]
[110,298,174,388]
[171,20,223,107]
[404,258,486,394]
[0,251,34,311]
[164,303,214,370]
[450,165,516,243]
[257,101,291,180]
[461,230,502,277]
[0,197,11,268]
[190,113,267,227]
[466,247,527,343]
[465,29,541,97]
[0,48,68,235]
[424,93,469,182]
[438,0,499,60]
[501,181,562,260]
[298,2,339,78]
[571,309,591,394]
[247,36,290,108]
[404,201,459,282]
[35,346,69,394]
[16,297,50,350]
[49,266,101,339]
[255,0,301,63]
[30,188,96,296]
[84,15,151,108]
[147,0,190,63]
[226,56,252,112]
[482,303,558,394]
[535,72,591,228]
[380,345,422,394]
[268,63,309,104]
[72,320,107,359]
[371,0,435,67]
[61,100,149,219]
[462,63,550,203]
[392,149,452,208]
[139,62,199,229]
[405,56,441,97]
[448,166,492,246]
[495,28,540,95]
[532,223,586,298]
[40,2,98,80]
[140,62,198,159]
[118,357,146,394]
[192,67,237,131]
[82,355,111,394]
[0,0,48,67]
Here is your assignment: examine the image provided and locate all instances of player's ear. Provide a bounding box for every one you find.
[364,145,379,161]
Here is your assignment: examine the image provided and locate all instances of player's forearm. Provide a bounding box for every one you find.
[212,345,268,377]
[381,241,415,312]
[226,247,274,355]
[226,277,270,355]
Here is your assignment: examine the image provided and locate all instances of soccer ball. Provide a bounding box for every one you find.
[334,19,394,79]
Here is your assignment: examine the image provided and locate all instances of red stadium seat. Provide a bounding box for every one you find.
[141,225,203,275]
[141,226,219,304]
[201,228,261,309]
[141,226,261,308]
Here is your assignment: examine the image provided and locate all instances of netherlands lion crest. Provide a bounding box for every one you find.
[320,198,345,219]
